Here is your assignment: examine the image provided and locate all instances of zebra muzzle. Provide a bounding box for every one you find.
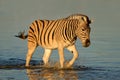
[82,39,90,47]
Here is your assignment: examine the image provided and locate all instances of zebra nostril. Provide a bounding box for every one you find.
[86,39,90,47]
[86,39,90,43]
[82,39,91,47]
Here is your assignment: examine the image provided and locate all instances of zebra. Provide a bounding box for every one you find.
[15,14,92,68]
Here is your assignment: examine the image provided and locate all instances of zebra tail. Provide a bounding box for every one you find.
[15,31,28,40]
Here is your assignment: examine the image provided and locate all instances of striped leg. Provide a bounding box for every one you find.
[26,46,36,67]
[25,42,36,67]
[58,46,65,68]
[43,49,52,66]
[66,45,79,67]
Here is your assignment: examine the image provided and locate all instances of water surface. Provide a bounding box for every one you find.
[0,0,120,80]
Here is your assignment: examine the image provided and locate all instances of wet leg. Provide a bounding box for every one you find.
[43,49,52,65]
[66,45,79,67]
[58,47,64,68]
[25,41,36,67]
[25,46,36,67]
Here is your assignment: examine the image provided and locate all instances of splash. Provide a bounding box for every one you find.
[39,61,89,70]
[0,58,89,70]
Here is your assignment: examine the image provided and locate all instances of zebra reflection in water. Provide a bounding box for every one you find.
[27,68,78,80]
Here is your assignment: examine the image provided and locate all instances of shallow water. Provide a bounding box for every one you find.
[0,59,120,80]
[0,41,120,80]
[0,0,120,80]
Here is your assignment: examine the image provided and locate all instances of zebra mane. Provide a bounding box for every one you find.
[65,14,87,19]
[66,14,91,24]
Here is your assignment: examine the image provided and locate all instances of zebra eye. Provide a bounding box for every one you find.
[82,28,85,31]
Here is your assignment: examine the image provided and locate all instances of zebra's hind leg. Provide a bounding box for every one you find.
[43,49,52,67]
[66,45,79,68]
[25,42,36,67]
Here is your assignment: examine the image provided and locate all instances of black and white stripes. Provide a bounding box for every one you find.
[16,14,92,68]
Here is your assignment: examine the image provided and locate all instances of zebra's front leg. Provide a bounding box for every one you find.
[43,49,52,66]
[58,47,65,68]
[66,45,79,67]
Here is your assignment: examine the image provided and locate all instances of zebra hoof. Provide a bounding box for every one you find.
[25,65,30,69]
[66,64,72,68]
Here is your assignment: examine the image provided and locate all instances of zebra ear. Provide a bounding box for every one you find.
[81,17,94,24]
[89,19,94,23]
[90,19,94,23]
[81,17,87,22]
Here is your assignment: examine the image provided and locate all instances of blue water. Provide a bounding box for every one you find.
[0,0,120,80]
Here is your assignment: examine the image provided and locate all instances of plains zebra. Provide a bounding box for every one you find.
[15,14,92,68]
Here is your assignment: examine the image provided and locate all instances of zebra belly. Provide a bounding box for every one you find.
[38,40,58,49]
[38,40,74,49]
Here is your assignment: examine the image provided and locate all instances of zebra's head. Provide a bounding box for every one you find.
[75,15,92,47]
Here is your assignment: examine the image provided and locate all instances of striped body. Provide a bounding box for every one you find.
[16,14,92,68]
[28,19,78,49]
